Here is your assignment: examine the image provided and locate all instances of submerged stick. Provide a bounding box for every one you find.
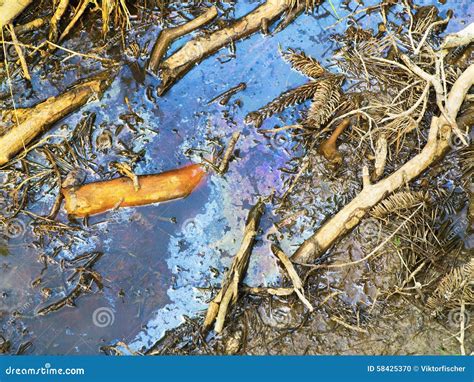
[203,199,265,333]
[62,164,206,218]
[158,0,292,95]
[0,71,114,166]
[317,118,350,165]
[148,6,218,73]
[0,0,33,27]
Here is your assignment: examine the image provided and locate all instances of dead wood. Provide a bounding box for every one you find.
[371,134,388,181]
[0,0,32,27]
[203,199,265,333]
[271,244,313,311]
[62,164,206,218]
[148,6,218,73]
[292,63,474,264]
[158,0,293,95]
[218,132,241,174]
[0,70,114,167]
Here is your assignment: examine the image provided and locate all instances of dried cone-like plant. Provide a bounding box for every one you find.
[370,191,432,219]
[426,259,474,313]
[282,48,325,79]
[304,75,343,130]
[245,82,321,128]
[245,48,333,128]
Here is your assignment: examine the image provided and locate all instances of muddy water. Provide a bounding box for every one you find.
[0,0,472,355]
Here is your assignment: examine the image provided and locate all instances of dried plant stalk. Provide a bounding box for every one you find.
[159,0,292,94]
[426,259,474,312]
[245,81,320,127]
[283,48,325,79]
[0,0,32,27]
[148,6,218,73]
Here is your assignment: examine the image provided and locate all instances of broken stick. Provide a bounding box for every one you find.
[203,199,265,333]
[158,0,293,95]
[271,244,313,311]
[62,164,206,218]
[148,6,218,73]
[0,70,114,166]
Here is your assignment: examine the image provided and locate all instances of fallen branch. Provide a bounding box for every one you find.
[62,164,206,218]
[158,0,293,95]
[147,6,218,73]
[292,64,474,263]
[0,0,32,27]
[218,132,241,174]
[0,70,114,167]
[442,22,474,49]
[271,244,313,311]
[203,199,265,333]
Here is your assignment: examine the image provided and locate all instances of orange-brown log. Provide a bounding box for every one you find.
[62,164,206,217]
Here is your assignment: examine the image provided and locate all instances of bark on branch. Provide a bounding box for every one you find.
[158,0,292,95]
[203,199,265,333]
[0,71,114,166]
[292,64,474,264]
[147,6,218,73]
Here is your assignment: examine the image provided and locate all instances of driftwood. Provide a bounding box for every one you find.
[147,6,218,73]
[0,0,32,27]
[62,164,206,218]
[292,63,474,263]
[203,199,265,333]
[158,0,293,95]
[0,71,114,166]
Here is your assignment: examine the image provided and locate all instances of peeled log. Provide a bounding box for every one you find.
[62,164,206,217]
[0,0,33,27]
[0,71,113,166]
